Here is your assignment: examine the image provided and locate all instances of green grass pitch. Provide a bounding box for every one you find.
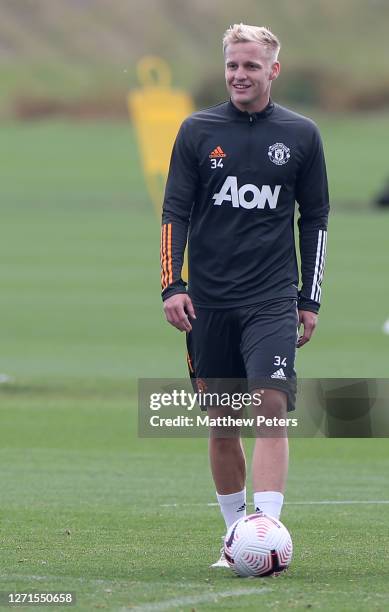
[0,118,389,610]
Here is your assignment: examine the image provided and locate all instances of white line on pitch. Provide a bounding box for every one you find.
[128,587,270,611]
[161,500,389,508]
[2,574,125,586]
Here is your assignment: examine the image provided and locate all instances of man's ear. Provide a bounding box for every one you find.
[270,61,281,81]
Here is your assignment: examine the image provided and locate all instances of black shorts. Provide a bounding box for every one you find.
[186,299,298,411]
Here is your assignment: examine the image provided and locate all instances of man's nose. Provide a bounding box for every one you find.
[235,66,248,80]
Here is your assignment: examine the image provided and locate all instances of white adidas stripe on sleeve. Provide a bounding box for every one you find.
[310,230,327,303]
[314,230,327,302]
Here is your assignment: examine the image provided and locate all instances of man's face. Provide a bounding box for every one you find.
[225,42,280,113]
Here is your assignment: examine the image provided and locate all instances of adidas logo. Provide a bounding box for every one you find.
[209,146,227,158]
[271,368,287,380]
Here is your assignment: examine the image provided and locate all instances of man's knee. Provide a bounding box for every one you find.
[254,388,287,419]
[252,388,288,437]
[207,405,243,439]
[209,436,241,451]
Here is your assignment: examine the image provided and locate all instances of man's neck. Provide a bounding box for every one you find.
[232,96,271,114]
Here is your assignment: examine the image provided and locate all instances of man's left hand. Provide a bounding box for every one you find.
[297,310,318,348]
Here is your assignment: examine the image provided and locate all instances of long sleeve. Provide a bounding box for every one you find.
[296,125,330,313]
[161,120,199,301]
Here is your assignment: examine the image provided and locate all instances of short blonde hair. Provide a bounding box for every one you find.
[223,23,281,60]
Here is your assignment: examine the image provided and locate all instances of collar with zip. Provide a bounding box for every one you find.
[227,98,275,121]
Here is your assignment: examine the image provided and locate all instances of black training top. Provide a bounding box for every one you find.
[160,99,329,313]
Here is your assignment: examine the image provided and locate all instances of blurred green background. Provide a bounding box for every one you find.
[2,0,389,118]
[1,0,388,385]
[1,2,389,609]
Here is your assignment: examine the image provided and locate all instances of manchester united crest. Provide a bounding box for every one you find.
[268,142,291,166]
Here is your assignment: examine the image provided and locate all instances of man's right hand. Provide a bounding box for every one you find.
[163,294,196,332]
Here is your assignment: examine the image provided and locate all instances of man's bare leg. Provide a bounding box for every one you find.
[208,407,247,539]
[209,433,247,567]
[252,388,289,519]
[209,436,246,494]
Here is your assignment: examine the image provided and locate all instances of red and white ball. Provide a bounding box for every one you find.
[224,513,293,577]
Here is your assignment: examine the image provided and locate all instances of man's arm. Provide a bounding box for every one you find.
[161,120,198,331]
[296,124,329,346]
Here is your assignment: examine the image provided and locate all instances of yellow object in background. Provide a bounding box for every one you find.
[128,56,193,216]
[128,56,193,281]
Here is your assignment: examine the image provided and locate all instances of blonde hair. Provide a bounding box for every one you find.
[223,23,281,60]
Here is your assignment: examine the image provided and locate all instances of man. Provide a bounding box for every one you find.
[160,23,329,566]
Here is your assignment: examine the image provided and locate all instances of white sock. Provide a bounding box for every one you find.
[254,491,284,519]
[216,488,246,529]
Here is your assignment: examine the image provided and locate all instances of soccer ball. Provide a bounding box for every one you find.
[224,513,293,577]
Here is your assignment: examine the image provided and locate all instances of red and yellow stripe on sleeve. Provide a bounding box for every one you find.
[160,223,173,289]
